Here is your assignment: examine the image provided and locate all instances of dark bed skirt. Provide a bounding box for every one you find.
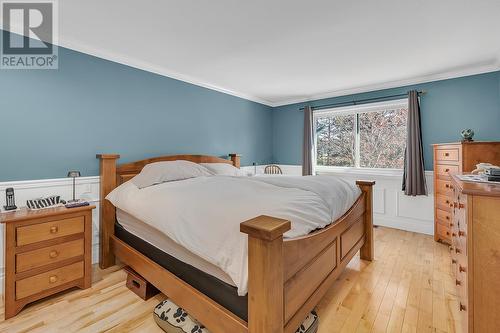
[115,223,248,321]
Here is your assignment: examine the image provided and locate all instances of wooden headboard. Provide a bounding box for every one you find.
[96,153,241,268]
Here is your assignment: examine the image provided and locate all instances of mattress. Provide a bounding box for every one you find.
[107,174,361,295]
[115,221,248,321]
[116,209,235,286]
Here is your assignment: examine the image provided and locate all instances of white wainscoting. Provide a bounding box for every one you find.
[246,164,434,234]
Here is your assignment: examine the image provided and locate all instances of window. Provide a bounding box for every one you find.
[314,99,408,169]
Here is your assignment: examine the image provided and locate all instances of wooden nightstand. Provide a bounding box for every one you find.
[1,205,95,319]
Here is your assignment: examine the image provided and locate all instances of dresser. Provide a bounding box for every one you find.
[432,142,500,244]
[0,205,94,319]
[450,175,500,332]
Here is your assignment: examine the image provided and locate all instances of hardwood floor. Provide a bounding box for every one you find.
[0,227,463,333]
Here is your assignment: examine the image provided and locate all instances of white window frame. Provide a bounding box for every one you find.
[313,98,408,175]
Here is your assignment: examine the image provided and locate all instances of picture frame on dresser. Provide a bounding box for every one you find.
[432,141,500,244]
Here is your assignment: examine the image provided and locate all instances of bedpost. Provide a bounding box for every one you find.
[356,181,375,261]
[229,153,241,168]
[241,215,291,333]
[97,154,120,269]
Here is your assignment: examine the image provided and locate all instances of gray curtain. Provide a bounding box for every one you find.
[402,90,427,195]
[302,106,314,176]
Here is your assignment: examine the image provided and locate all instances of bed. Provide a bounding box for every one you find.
[97,153,374,333]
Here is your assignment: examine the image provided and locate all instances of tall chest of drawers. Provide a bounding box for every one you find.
[432,142,500,244]
[1,205,94,319]
[450,175,500,333]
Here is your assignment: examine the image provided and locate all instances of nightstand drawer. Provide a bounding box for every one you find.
[16,216,84,246]
[16,261,84,300]
[16,239,84,273]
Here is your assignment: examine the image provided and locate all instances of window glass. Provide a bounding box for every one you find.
[314,100,408,169]
[359,107,407,168]
[315,114,355,167]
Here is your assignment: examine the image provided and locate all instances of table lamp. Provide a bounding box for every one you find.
[67,170,81,203]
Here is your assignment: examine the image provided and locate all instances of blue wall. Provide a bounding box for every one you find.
[1,39,499,182]
[272,71,500,170]
[0,46,273,181]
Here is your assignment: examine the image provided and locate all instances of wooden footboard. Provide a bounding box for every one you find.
[97,154,374,333]
[241,181,374,333]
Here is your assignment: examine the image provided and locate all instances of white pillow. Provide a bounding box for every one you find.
[132,160,213,189]
[200,163,247,176]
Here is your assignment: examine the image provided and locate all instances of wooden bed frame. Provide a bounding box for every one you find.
[97,153,375,333]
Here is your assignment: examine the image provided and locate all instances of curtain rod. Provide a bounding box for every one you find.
[299,90,426,111]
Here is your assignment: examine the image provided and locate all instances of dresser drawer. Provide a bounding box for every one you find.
[16,216,84,246]
[436,179,453,195]
[436,209,452,225]
[15,261,84,300]
[435,164,459,178]
[436,223,450,241]
[435,148,460,162]
[456,264,468,309]
[458,194,467,212]
[454,241,466,258]
[436,194,453,212]
[16,239,84,273]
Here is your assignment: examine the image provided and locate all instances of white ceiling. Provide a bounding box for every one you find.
[8,0,500,106]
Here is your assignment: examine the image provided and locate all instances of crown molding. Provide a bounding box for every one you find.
[272,60,500,107]
[1,27,276,106]
[56,38,276,107]
[2,28,498,108]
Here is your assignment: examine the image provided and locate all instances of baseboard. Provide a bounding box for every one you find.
[374,215,434,235]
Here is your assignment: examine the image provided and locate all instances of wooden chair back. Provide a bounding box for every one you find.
[264,164,283,175]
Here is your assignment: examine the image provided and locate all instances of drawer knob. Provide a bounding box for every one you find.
[50,226,59,234]
[445,152,450,157]
[445,199,450,204]
[452,232,456,237]
[449,223,454,227]
[49,250,59,258]
[451,259,457,264]
[445,168,450,172]
[446,231,450,236]
[445,216,450,220]
[449,246,453,252]
[459,231,465,237]
[459,265,467,273]
[458,203,465,209]
[455,248,461,254]
[453,202,458,208]
[456,279,461,286]
[445,184,450,188]
[460,303,466,311]
[49,275,58,284]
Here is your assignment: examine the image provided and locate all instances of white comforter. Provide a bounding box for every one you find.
[106,175,360,295]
